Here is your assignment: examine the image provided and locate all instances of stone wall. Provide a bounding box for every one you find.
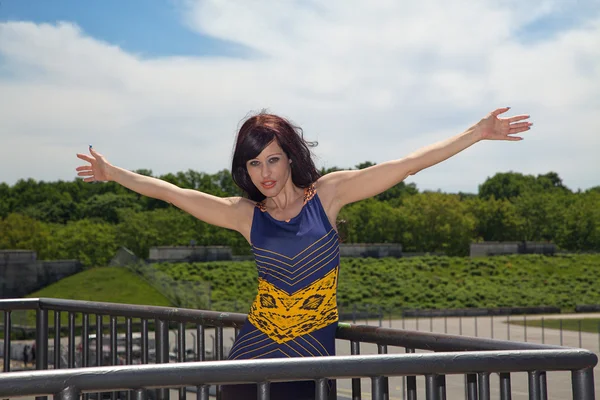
[0,250,83,299]
[148,246,232,263]
[148,243,406,262]
[470,241,557,257]
[0,250,37,266]
[339,243,403,258]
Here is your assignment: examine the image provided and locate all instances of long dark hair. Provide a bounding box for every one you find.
[232,112,321,202]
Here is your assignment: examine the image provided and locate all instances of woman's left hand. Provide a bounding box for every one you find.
[475,107,532,141]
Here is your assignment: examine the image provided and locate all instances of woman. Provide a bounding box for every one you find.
[76,107,531,399]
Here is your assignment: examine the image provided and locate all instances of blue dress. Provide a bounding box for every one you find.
[221,184,340,400]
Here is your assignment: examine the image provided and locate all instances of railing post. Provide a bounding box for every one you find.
[539,372,547,400]
[478,372,490,400]
[437,375,447,400]
[571,368,595,400]
[36,307,49,400]
[372,376,385,400]
[316,378,329,400]
[351,341,361,399]
[425,374,439,400]
[54,311,61,369]
[54,387,79,400]
[3,311,11,372]
[406,348,417,400]
[465,373,477,400]
[528,371,540,400]
[68,312,76,368]
[499,372,512,400]
[258,382,270,400]
[134,389,147,400]
[155,319,170,400]
[377,344,389,398]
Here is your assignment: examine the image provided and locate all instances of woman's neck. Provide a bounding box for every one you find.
[267,183,304,211]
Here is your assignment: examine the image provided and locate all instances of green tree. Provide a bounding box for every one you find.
[398,192,475,256]
[116,208,199,258]
[479,171,571,200]
[479,172,535,200]
[47,219,119,267]
[80,193,142,223]
[554,191,600,251]
[21,192,79,224]
[512,191,568,242]
[355,161,376,170]
[465,196,523,242]
[338,199,403,243]
[0,213,53,257]
[0,183,11,218]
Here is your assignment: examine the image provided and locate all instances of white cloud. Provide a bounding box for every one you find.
[0,1,599,193]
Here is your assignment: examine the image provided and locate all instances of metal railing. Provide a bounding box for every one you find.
[0,350,596,400]
[1,298,598,400]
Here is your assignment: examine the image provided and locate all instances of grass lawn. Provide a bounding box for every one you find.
[27,267,172,306]
[509,318,600,334]
[1,267,173,333]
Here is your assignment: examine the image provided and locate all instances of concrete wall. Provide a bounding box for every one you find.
[109,247,141,267]
[0,250,83,299]
[148,246,233,263]
[148,243,406,263]
[470,241,557,257]
[0,250,37,266]
[339,243,403,258]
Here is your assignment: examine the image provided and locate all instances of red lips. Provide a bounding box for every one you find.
[261,180,276,189]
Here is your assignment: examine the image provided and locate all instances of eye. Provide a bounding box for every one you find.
[248,160,260,167]
[268,157,280,164]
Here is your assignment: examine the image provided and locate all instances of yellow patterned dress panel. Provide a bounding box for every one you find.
[248,266,339,344]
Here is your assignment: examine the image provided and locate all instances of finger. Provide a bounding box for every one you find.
[491,107,510,117]
[77,153,94,162]
[507,115,530,123]
[89,146,103,158]
[75,166,92,171]
[77,171,94,177]
[83,177,96,182]
[505,136,523,141]
[509,121,532,129]
[510,125,532,134]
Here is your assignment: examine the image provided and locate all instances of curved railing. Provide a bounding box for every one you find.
[1,298,597,400]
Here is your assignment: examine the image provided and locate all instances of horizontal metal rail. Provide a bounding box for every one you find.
[1,297,597,400]
[0,350,596,398]
[336,323,567,351]
[0,298,247,327]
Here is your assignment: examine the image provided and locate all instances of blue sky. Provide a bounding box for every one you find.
[0,0,245,57]
[0,0,599,193]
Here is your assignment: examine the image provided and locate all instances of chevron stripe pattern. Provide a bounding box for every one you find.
[248,225,340,343]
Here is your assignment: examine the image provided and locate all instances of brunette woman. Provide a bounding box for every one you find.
[76,107,531,399]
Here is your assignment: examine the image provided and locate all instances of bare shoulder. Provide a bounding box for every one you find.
[227,196,256,209]
[227,196,256,243]
[314,173,350,227]
[227,196,256,222]
[315,170,355,209]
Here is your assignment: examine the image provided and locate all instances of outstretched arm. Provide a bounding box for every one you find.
[75,147,254,237]
[319,107,532,208]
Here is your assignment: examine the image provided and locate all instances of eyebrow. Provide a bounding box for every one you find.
[248,152,283,161]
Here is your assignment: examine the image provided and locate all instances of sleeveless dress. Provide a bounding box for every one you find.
[221,184,340,400]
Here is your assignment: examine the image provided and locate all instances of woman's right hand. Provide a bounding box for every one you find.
[75,146,112,182]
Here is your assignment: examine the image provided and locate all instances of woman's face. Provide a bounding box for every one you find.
[246,139,292,197]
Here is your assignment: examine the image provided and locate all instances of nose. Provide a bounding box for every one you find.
[261,163,271,178]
